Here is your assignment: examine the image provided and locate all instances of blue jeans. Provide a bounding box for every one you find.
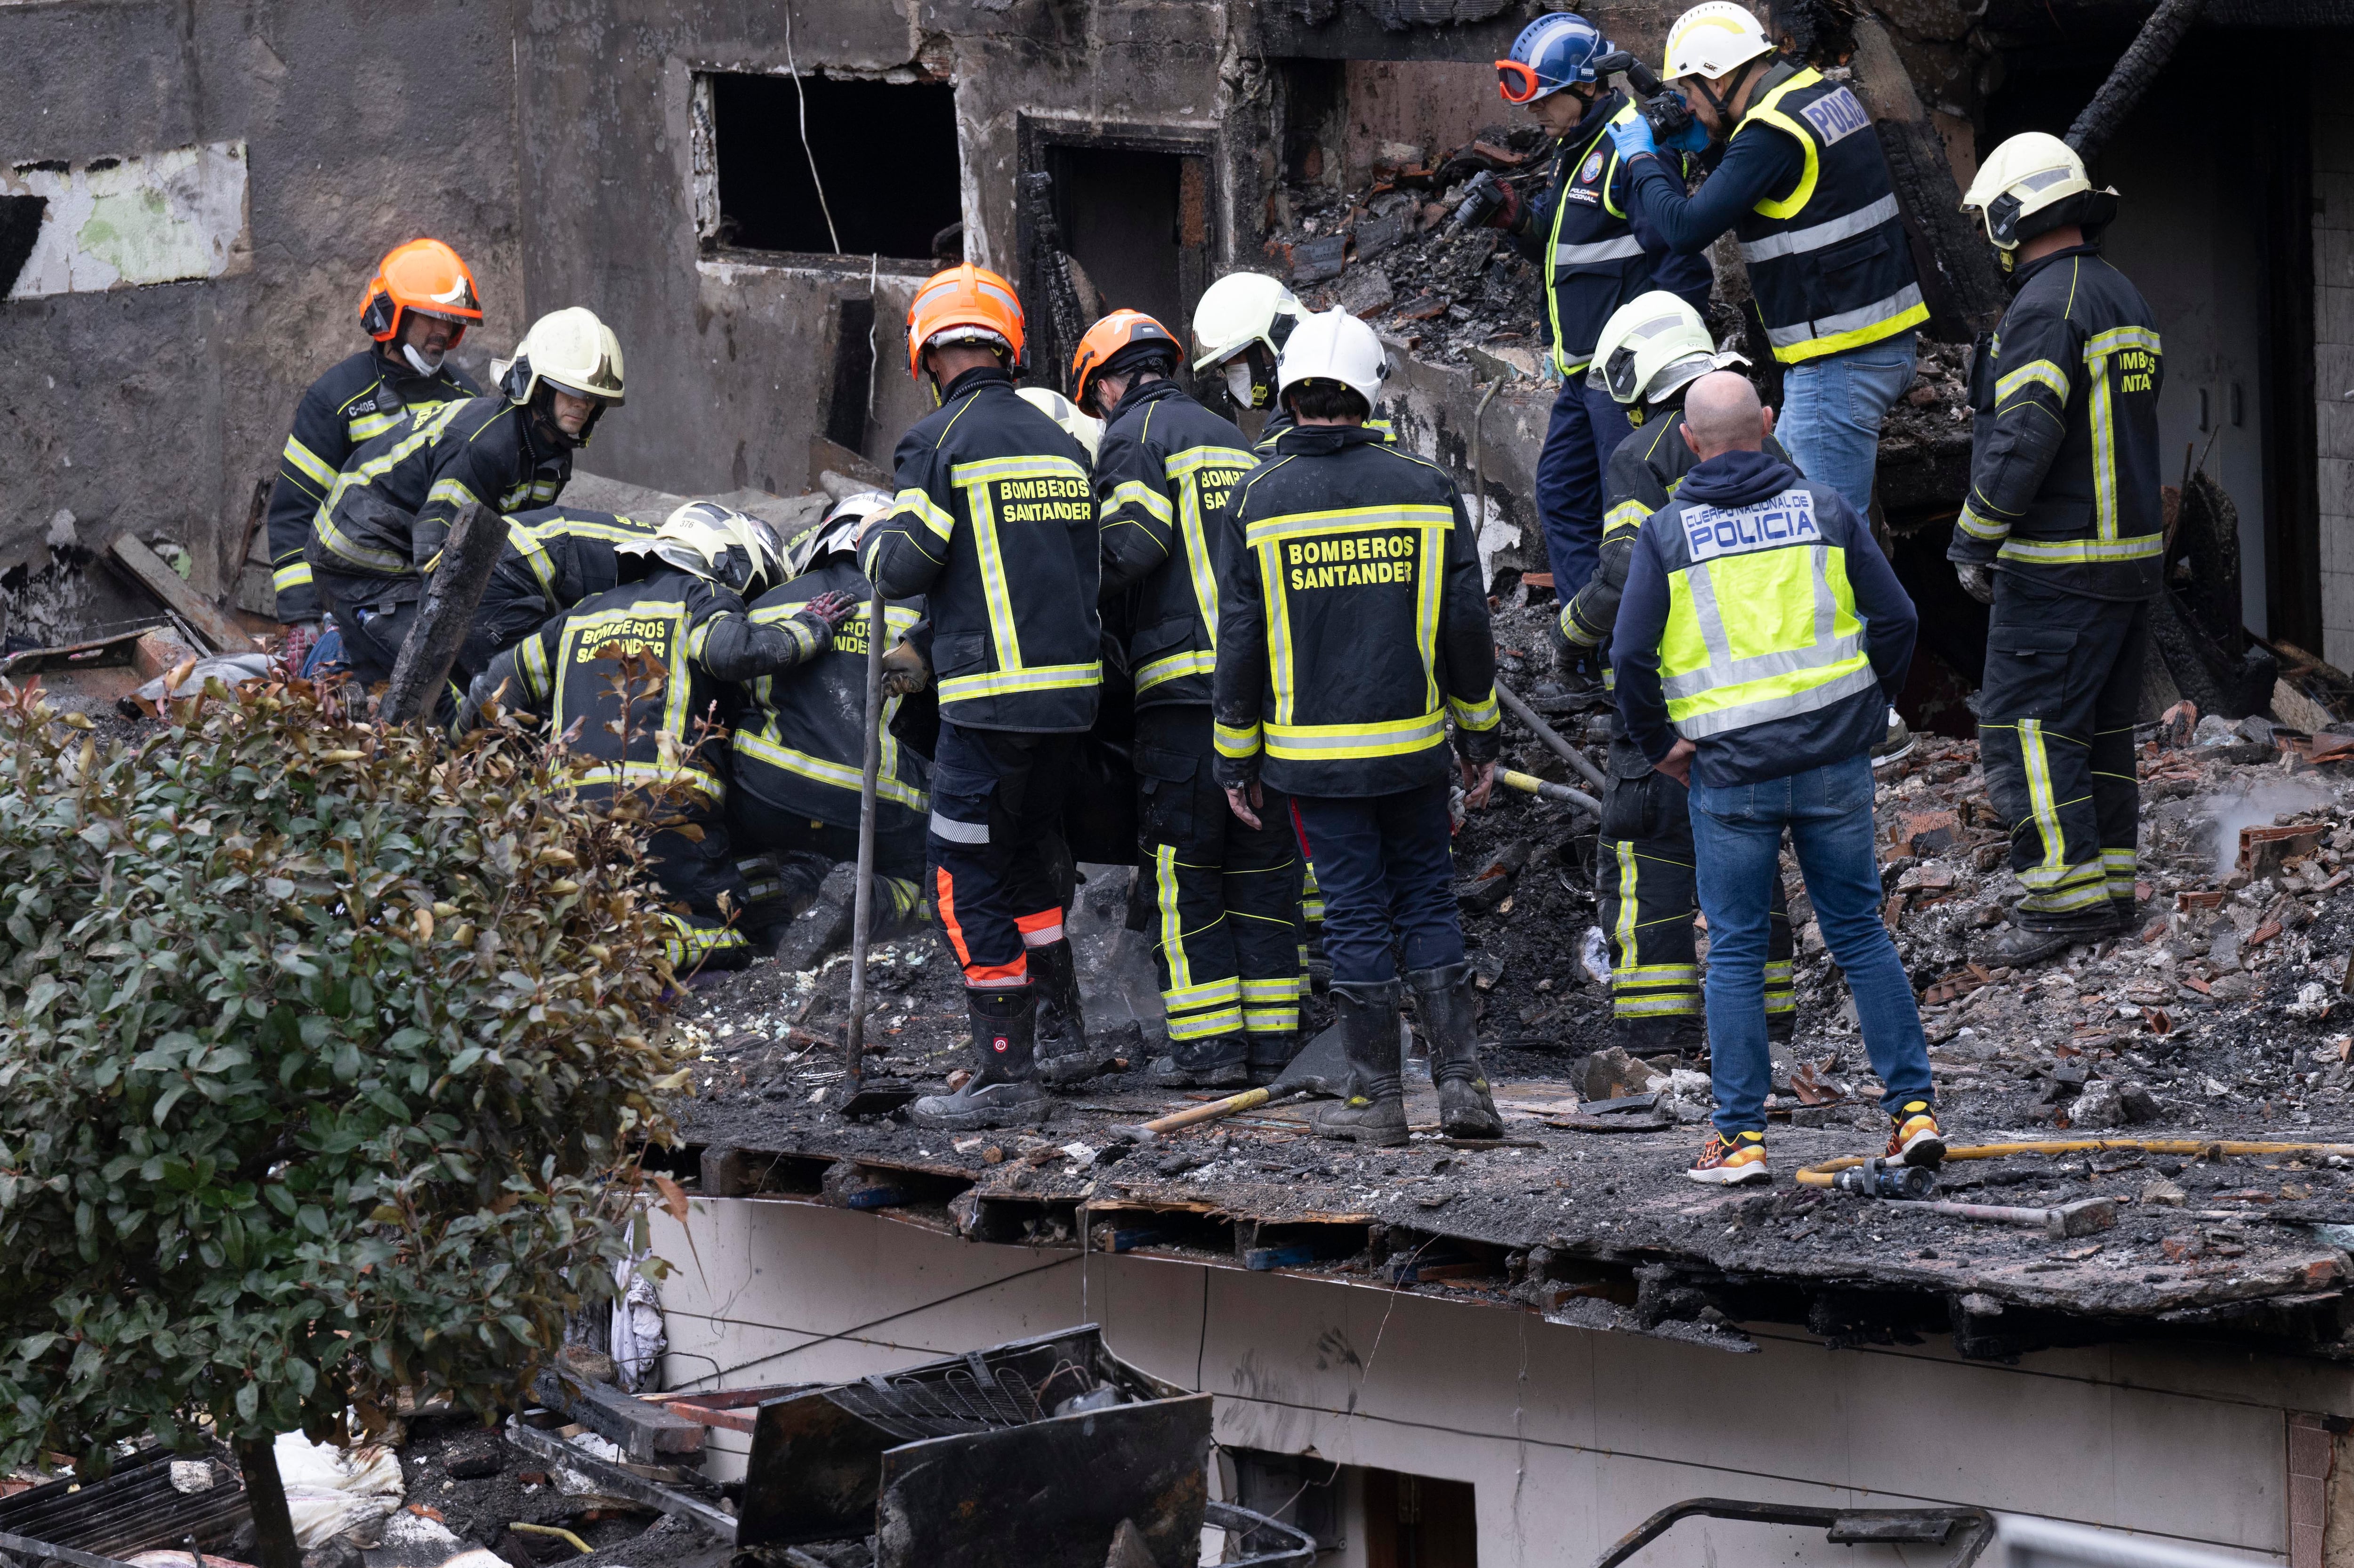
[1534,376,1633,599]
[1688,752,1933,1136]
[1776,330,1917,519]
[1291,782,1463,985]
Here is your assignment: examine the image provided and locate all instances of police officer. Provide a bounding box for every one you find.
[264,239,484,655]
[1948,133,2161,965]
[308,307,626,686]
[1484,13,1711,686]
[1080,309,1298,1090]
[733,493,934,970]
[1214,311,1505,1145]
[478,502,851,969]
[455,507,654,687]
[1608,2,1927,518]
[867,265,1103,1132]
[1562,293,1802,1050]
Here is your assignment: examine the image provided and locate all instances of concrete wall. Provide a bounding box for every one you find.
[650,1197,2335,1566]
[0,0,524,602]
[2317,101,2354,672]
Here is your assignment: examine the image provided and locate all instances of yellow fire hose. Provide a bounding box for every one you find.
[1497,767,1601,816]
[1797,1137,2354,1187]
[510,1524,595,1556]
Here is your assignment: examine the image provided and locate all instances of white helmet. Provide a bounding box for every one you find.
[622,501,788,597]
[1192,272,1306,410]
[786,491,892,579]
[1275,309,1389,414]
[1587,292,1748,407]
[1961,131,2118,265]
[494,306,626,407]
[1662,1,1774,81]
[1016,386,1105,461]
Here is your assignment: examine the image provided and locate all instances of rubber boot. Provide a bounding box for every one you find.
[2112,894,2143,935]
[1027,937,1101,1086]
[1246,1030,1299,1088]
[910,987,1053,1130]
[1978,907,2113,968]
[1407,962,1501,1139]
[1308,981,1409,1146]
[1147,1034,1249,1088]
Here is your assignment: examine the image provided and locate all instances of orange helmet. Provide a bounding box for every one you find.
[905,263,1024,378]
[1069,309,1181,415]
[359,239,483,346]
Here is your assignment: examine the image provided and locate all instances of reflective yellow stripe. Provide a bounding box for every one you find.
[1104,478,1173,524]
[1768,298,1930,366]
[1447,688,1500,732]
[1169,447,1252,663]
[1604,499,1652,534]
[937,661,1101,702]
[1956,505,2008,541]
[1612,840,1640,960]
[2015,718,2071,888]
[272,562,315,592]
[347,411,403,442]
[1660,535,1877,740]
[281,435,337,489]
[734,727,927,812]
[425,475,482,512]
[1995,359,2070,408]
[565,758,725,804]
[1244,503,1454,549]
[516,631,553,702]
[1736,68,1825,221]
[1545,114,1623,376]
[1265,710,1445,760]
[552,599,695,752]
[1996,533,2162,564]
[313,402,465,573]
[1616,963,1699,983]
[2084,325,2161,359]
[1137,649,1217,693]
[1215,719,1262,758]
[891,486,957,544]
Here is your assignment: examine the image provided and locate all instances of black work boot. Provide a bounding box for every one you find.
[1408,962,1502,1138]
[1027,937,1101,1086]
[1765,1008,1797,1044]
[1978,908,2114,968]
[1148,1034,1249,1087]
[769,863,859,972]
[2111,893,2142,934]
[1246,1030,1300,1087]
[910,988,1053,1130]
[1308,981,1409,1146]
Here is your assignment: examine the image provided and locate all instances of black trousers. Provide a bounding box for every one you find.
[925,722,1077,987]
[1291,780,1461,986]
[1134,706,1303,1045]
[728,793,927,937]
[1978,576,2147,919]
[1598,771,1793,1026]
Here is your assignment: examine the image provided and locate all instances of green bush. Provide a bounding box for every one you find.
[0,672,690,1533]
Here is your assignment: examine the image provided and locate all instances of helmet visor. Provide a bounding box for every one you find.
[1496,60,1548,104]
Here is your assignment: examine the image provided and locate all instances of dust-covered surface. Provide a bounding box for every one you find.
[667,603,2354,1358]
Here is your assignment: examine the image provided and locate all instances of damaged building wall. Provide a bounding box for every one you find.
[0,0,524,609]
[2320,97,2354,673]
[651,1198,2333,1565]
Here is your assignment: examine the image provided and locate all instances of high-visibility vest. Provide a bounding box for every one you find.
[1732,64,1928,366]
[1655,482,1879,739]
[1544,100,1652,376]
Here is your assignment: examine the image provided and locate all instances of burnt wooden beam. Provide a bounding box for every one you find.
[530,1365,709,1462]
[107,533,254,656]
[381,500,496,724]
[2067,0,2210,163]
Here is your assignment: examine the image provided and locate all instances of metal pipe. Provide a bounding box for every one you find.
[1494,679,1608,790]
[845,583,888,1095]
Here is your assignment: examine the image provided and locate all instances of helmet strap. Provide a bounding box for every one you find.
[1693,59,1757,137]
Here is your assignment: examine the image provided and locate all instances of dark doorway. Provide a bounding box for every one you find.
[709,73,960,259]
[1362,1469,1478,1568]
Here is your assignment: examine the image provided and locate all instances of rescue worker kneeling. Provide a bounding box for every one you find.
[1562,292,1800,1050]
[473,502,854,969]
[1214,310,1505,1146]
[455,507,656,686]
[732,493,934,971]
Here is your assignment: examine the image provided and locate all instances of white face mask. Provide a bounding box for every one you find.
[1224,361,1258,409]
[402,342,447,376]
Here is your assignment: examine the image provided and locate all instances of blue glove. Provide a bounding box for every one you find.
[1607,113,1658,161]
[1661,114,1711,155]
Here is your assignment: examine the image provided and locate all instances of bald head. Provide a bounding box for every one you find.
[1680,370,1774,460]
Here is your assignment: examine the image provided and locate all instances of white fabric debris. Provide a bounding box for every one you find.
[273,1430,404,1548]
[611,1248,667,1394]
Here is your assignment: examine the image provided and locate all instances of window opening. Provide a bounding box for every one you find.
[707,72,959,259]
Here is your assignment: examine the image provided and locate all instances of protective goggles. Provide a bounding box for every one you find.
[1495,59,1554,105]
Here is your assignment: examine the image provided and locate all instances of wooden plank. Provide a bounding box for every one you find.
[106,534,253,655]
[383,500,495,723]
[504,1419,734,1542]
[532,1367,707,1461]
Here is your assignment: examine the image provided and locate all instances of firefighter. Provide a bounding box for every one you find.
[476,502,852,968]
[1214,310,1505,1145]
[1079,310,1298,1089]
[264,239,484,659]
[1608,2,1928,518]
[1560,292,1801,1050]
[733,493,934,970]
[455,507,655,685]
[307,306,624,686]
[1482,13,1713,687]
[865,265,1103,1132]
[1947,133,2161,965]
[1188,271,1396,456]
[1017,387,1106,462]
[1611,371,1937,1185]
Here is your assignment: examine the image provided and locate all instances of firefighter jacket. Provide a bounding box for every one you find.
[1613,448,1916,788]
[265,350,478,621]
[1513,92,1711,375]
[862,366,1102,734]
[307,396,569,603]
[494,564,840,806]
[1948,245,2164,601]
[1212,423,1502,798]
[482,507,655,625]
[1254,407,1395,455]
[1718,62,1926,365]
[1562,407,1792,776]
[1095,378,1258,712]
[734,557,930,836]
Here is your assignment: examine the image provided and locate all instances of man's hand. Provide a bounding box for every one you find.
[803,589,858,626]
[1460,756,1496,810]
[1225,778,1265,829]
[879,635,931,697]
[1654,737,1695,787]
[1607,114,1658,161]
[1954,562,1994,604]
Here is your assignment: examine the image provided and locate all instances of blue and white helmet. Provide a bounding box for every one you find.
[1498,13,1612,103]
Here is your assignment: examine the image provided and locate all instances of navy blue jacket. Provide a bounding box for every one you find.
[1613,449,1915,788]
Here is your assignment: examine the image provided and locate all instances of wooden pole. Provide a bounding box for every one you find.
[381,501,498,724]
[2065,0,2209,163]
[843,583,888,1094]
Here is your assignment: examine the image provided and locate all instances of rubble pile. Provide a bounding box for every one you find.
[1876,339,1976,525]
